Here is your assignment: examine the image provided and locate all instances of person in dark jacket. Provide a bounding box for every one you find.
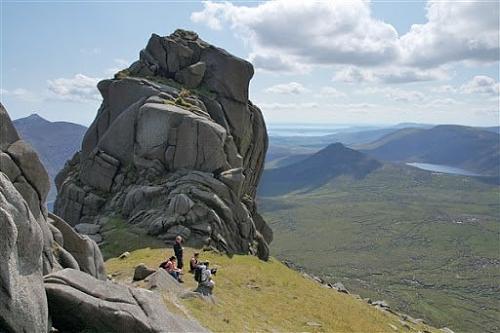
[173,235,184,270]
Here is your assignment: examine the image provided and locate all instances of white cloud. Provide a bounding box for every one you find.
[385,89,425,103]
[1,88,38,102]
[333,66,448,84]
[400,1,499,68]
[460,75,500,96]
[192,0,399,73]
[329,103,376,109]
[265,82,309,95]
[421,98,461,108]
[259,102,319,110]
[192,0,499,81]
[435,85,457,94]
[317,87,346,98]
[47,74,102,103]
[356,86,425,103]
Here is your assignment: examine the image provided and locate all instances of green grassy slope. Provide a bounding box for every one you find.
[259,164,500,333]
[106,247,438,333]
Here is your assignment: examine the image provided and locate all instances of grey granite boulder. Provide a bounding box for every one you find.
[7,139,50,204]
[0,173,48,333]
[133,263,156,281]
[45,269,208,333]
[49,212,106,280]
[0,151,21,181]
[0,103,20,150]
[175,61,206,88]
[74,222,101,235]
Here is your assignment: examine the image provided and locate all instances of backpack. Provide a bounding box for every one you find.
[159,261,168,269]
[194,266,204,282]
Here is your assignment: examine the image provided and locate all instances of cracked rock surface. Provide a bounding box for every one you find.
[1,103,206,332]
[55,29,272,260]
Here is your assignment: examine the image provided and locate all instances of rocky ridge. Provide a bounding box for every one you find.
[0,104,205,332]
[54,29,272,260]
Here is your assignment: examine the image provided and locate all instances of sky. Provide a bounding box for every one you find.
[1,0,499,127]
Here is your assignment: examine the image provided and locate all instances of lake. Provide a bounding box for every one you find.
[406,162,481,176]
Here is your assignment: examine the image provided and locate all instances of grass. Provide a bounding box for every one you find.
[100,216,165,260]
[106,247,438,333]
[259,163,500,333]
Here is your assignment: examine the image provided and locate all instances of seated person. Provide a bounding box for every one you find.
[162,256,183,283]
[189,252,200,273]
[195,261,216,295]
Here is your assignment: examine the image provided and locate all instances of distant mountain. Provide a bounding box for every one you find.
[482,126,500,134]
[259,143,382,196]
[269,127,400,150]
[360,125,500,176]
[13,114,87,205]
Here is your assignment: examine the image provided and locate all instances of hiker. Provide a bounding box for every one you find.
[173,235,184,270]
[161,256,183,283]
[194,261,216,295]
[189,252,200,273]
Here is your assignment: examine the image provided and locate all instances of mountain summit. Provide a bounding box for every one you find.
[13,114,87,206]
[54,29,272,260]
[259,143,381,196]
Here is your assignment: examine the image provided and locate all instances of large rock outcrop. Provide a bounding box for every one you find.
[55,29,272,259]
[0,104,106,332]
[1,104,203,332]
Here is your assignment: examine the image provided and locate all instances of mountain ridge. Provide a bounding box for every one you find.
[259,142,382,196]
[359,125,500,176]
[13,113,87,206]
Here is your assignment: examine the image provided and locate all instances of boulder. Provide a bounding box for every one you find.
[218,168,245,196]
[80,151,120,192]
[175,61,206,88]
[331,282,349,294]
[134,263,156,281]
[0,173,48,333]
[87,233,103,244]
[45,269,208,333]
[0,103,20,149]
[0,151,21,181]
[169,193,194,215]
[143,269,184,294]
[119,251,131,259]
[49,213,106,280]
[200,46,254,103]
[372,300,390,308]
[7,139,50,203]
[74,223,101,235]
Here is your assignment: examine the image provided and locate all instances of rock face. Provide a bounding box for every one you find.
[55,29,272,259]
[0,104,106,332]
[1,104,203,333]
[45,269,208,333]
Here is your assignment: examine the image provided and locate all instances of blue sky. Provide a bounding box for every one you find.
[1,0,499,126]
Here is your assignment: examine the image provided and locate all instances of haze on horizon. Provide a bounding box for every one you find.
[2,0,499,127]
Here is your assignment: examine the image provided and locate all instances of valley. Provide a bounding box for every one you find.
[259,163,499,332]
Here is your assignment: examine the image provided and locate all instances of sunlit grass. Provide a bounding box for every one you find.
[106,247,437,333]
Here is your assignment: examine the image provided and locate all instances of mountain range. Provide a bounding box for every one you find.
[13,113,87,205]
[259,143,382,196]
[359,125,500,176]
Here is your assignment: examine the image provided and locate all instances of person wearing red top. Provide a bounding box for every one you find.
[161,256,183,282]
